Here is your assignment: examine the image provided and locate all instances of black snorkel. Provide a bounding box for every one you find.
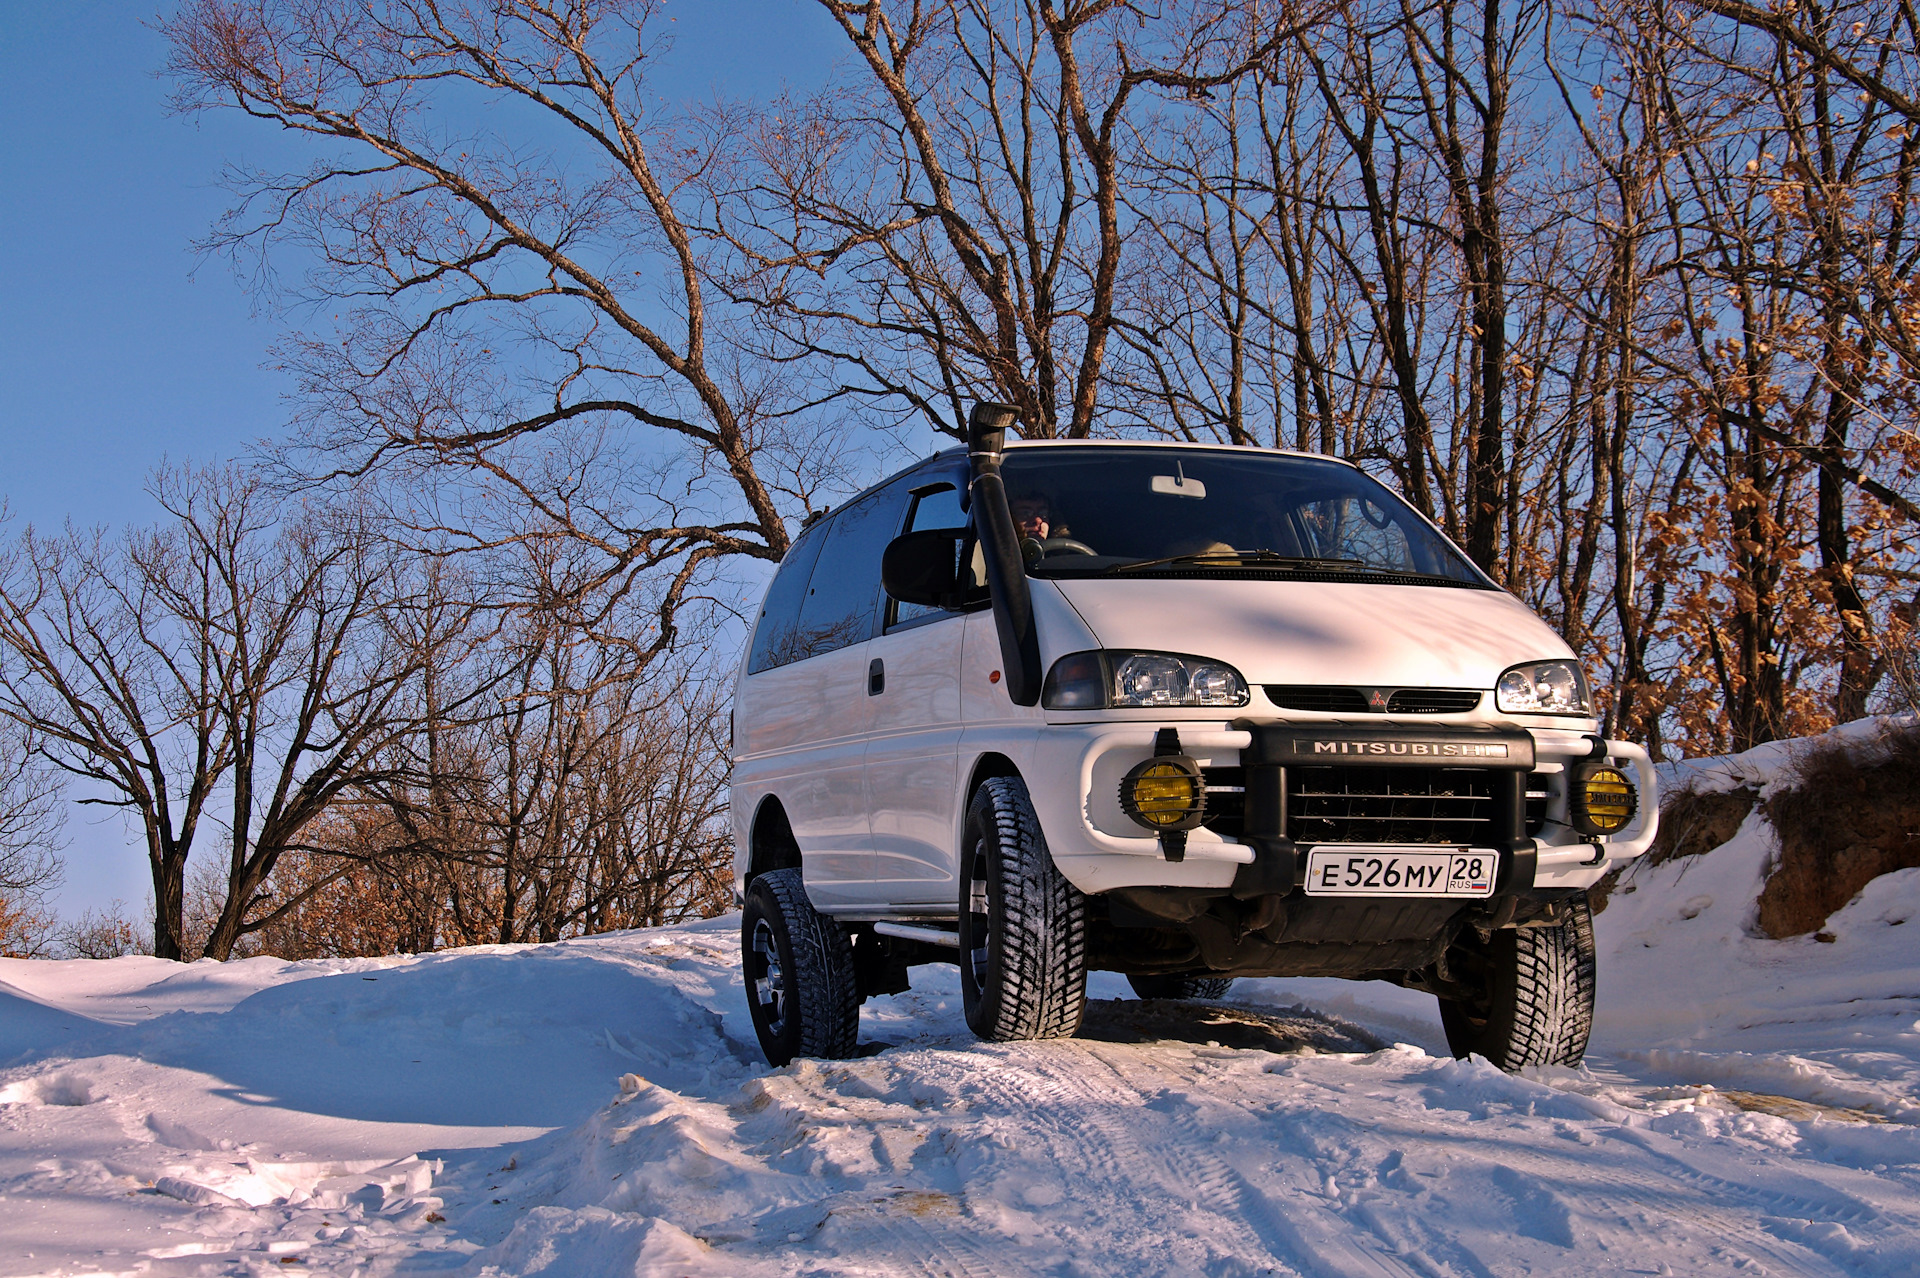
[967,402,1042,707]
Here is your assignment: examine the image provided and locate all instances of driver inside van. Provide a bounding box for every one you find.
[1009,493,1053,542]
[1010,491,1087,563]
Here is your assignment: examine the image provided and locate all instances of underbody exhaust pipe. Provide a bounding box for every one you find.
[967,402,1042,706]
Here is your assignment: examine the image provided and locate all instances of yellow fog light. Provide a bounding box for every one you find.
[1119,756,1206,832]
[1571,763,1637,836]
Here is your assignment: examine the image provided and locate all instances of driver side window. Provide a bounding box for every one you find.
[889,484,972,630]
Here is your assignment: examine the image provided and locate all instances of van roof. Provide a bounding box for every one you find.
[928,438,1357,464]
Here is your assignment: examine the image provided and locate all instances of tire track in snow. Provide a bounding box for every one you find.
[741,1054,1047,1277]
[918,1043,1257,1274]
[499,933,1920,1276]
[1459,1152,1857,1277]
[1531,1128,1903,1276]
[1443,1109,1911,1275]
[1154,1049,1543,1278]
[941,1043,1291,1270]
[1606,1124,1886,1225]
[958,1041,1422,1277]
[1254,1061,1878,1277]
[820,1194,1040,1278]
[1153,1080,1493,1278]
[1156,1046,1900,1278]
[1546,1169,1855,1275]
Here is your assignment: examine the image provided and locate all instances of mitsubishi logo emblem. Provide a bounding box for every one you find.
[1366,688,1390,712]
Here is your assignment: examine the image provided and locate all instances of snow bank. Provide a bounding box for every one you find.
[0,979,102,1063]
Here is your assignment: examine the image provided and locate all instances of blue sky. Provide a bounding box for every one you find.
[0,1,845,919]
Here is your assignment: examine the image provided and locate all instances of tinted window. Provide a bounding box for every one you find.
[892,484,969,628]
[746,525,829,674]
[789,490,901,660]
[998,448,1484,586]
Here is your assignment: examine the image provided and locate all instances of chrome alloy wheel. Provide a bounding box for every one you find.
[750,916,788,1036]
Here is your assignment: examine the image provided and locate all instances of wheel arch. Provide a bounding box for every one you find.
[747,795,802,886]
[964,751,1023,809]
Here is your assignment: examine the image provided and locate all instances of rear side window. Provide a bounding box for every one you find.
[746,525,829,674]
[790,492,899,659]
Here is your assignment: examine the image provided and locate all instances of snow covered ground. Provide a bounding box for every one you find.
[8,727,1920,1275]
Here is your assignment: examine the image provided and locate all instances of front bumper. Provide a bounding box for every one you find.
[1032,718,1659,898]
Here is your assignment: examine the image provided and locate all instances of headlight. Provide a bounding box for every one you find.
[1042,650,1250,710]
[1495,659,1591,716]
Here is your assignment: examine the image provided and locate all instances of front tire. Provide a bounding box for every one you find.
[1128,974,1235,1001]
[1437,898,1596,1070]
[742,868,860,1066]
[958,776,1088,1041]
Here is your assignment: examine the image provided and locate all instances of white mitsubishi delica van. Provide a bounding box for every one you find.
[732,405,1658,1071]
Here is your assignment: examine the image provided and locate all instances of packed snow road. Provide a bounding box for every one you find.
[7,858,1920,1274]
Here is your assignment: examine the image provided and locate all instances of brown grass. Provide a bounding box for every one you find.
[1757,723,1920,938]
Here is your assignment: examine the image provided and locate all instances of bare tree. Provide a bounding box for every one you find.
[340,585,734,947]
[0,512,232,960]
[50,903,150,960]
[715,0,1308,441]
[1682,0,1920,125]
[179,485,465,961]
[0,722,64,957]
[164,0,826,658]
[248,641,733,957]
[0,470,453,960]
[0,722,63,904]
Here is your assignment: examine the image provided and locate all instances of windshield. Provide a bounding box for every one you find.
[998,447,1486,587]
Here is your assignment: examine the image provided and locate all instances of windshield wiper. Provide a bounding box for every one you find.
[1102,549,1374,575]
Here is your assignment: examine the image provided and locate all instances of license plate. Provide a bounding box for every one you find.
[1302,847,1496,898]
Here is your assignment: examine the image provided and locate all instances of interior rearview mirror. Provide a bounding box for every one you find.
[882,528,967,608]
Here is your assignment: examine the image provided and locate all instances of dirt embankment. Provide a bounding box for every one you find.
[1758,725,1920,938]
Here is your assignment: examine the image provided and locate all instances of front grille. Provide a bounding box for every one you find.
[1289,765,1497,845]
[1265,685,1482,715]
[1265,685,1370,713]
[1387,689,1481,714]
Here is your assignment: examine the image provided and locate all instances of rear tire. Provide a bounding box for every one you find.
[1437,898,1596,1070]
[958,776,1088,1041]
[742,868,860,1067]
[1128,974,1235,1001]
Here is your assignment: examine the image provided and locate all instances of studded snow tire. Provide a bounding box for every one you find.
[742,867,860,1067]
[1127,974,1236,1001]
[958,776,1088,1042]
[1437,896,1596,1070]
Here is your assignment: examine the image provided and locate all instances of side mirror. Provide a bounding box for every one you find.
[882,528,967,608]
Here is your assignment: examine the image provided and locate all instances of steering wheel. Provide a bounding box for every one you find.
[1360,497,1393,530]
[1039,537,1098,556]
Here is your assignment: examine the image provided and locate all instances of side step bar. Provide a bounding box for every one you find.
[872,921,961,949]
